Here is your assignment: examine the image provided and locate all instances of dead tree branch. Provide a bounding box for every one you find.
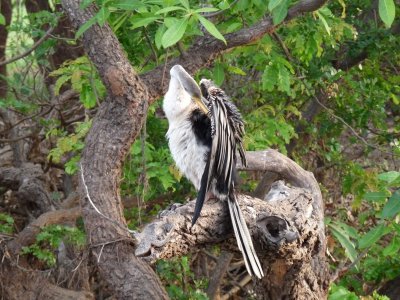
[135,150,329,298]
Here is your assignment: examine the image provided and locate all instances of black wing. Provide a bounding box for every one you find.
[192,83,246,225]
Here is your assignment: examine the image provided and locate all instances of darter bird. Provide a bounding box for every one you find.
[163,65,264,279]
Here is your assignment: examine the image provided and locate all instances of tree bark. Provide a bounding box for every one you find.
[135,150,329,299]
[60,1,168,298]
[0,0,12,99]
[60,0,329,298]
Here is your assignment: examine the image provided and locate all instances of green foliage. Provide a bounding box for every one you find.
[48,120,92,174]
[0,213,14,234]
[21,225,85,267]
[378,0,396,28]
[329,170,400,295]
[157,256,208,300]
[50,56,105,109]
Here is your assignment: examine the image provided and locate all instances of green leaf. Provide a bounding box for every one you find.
[155,25,166,49]
[179,0,190,10]
[378,0,395,28]
[262,64,278,91]
[316,10,331,35]
[378,171,400,185]
[382,237,400,256]
[155,6,185,15]
[130,15,160,29]
[359,224,386,249]
[197,15,226,44]
[80,0,94,9]
[277,65,291,95]
[80,85,97,109]
[329,223,358,263]
[213,63,225,86]
[382,192,400,218]
[227,65,246,76]
[54,75,71,95]
[96,7,110,26]
[0,13,5,25]
[71,70,82,92]
[161,17,189,48]
[271,0,289,25]
[109,0,144,10]
[195,7,219,13]
[75,15,97,39]
[268,0,284,11]
[364,191,389,202]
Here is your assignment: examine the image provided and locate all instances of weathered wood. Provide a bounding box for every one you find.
[135,150,329,299]
[0,163,55,217]
[60,0,168,299]
[0,261,93,300]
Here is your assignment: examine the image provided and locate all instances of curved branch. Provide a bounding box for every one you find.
[134,149,328,298]
[60,0,168,298]
[0,26,55,67]
[142,0,327,103]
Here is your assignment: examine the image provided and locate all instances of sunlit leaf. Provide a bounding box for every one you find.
[195,7,219,13]
[359,224,386,249]
[0,13,5,25]
[382,192,400,218]
[382,237,400,256]
[271,0,289,25]
[197,15,226,44]
[109,0,144,10]
[75,15,97,39]
[329,223,358,263]
[268,0,284,11]
[179,0,190,10]
[130,15,160,30]
[155,6,185,15]
[364,191,389,202]
[213,63,225,86]
[161,17,189,48]
[316,10,331,35]
[378,0,395,28]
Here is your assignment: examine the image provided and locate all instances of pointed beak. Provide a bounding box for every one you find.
[170,65,208,114]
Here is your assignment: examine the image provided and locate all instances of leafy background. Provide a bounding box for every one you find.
[0,0,399,299]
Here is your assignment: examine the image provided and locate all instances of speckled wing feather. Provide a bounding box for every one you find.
[193,81,264,279]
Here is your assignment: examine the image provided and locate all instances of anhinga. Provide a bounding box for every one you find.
[163,65,264,279]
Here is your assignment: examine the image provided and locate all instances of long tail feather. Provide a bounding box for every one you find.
[192,156,211,226]
[228,193,264,279]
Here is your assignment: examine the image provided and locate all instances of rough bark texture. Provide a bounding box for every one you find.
[60,0,168,298]
[58,0,329,298]
[0,0,12,99]
[135,150,329,299]
[140,0,327,103]
[0,261,93,300]
[0,163,55,217]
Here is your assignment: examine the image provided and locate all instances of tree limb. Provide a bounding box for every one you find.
[141,0,328,103]
[134,150,328,298]
[60,0,168,298]
[0,26,55,67]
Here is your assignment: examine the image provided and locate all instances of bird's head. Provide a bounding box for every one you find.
[168,65,209,114]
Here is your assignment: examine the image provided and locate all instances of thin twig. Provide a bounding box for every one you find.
[0,133,34,143]
[312,95,398,157]
[80,163,134,236]
[0,106,54,135]
[330,247,370,283]
[0,26,55,66]
[221,274,252,300]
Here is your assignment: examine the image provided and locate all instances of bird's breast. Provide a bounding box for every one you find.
[166,117,209,191]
